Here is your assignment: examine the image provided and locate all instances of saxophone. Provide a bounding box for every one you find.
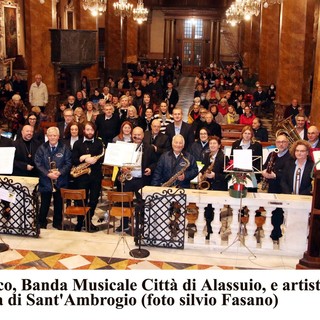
[70,147,105,178]
[198,152,216,190]
[162,153,190,187]
[261,148,279,190]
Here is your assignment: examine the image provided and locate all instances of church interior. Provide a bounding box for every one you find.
[1,0,320,270]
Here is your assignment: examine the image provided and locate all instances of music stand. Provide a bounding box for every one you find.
[107,164,134,264]
[129,196,150,258]
[220,149,262,257]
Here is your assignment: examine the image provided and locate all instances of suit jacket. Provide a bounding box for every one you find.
[165,121,195,150]
[13,138,41,177]
[57,121,67,139]
[143,131,170,161]
[281,158,314,195]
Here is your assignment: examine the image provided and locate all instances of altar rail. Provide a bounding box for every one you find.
[142,187,312,257]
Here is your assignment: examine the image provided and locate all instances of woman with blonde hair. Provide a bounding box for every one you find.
[84,101,96,122]
[125,105,143,128]
[74,107,86,124]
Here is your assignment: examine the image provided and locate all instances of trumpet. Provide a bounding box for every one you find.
[48,157,58,192]
[119,163,135,183]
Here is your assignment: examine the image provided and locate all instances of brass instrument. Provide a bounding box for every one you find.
[261,148,279,191]
[48,157,58,192]
[198,153,216,190]
[70,148,105,178]
[276,116,301,144]
[119,163,135,183]
[162,153,190,187]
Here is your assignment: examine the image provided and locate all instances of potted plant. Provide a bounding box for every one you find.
[226,171,252,198]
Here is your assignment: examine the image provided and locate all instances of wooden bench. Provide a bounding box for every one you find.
[221,124,245,141]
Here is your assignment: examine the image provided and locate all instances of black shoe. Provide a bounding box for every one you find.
[39,224,47,229]
[52,223,62,230]
[74,223,83,232]
[89,224,99,232]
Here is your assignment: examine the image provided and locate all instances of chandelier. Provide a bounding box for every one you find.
[113,0,133,17]
[226,1,244,26]
[242,0,261,21]
[82,0,108,16]
[133,0,149,24]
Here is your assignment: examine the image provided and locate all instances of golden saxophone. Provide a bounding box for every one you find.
[198,153,216,190]
[261,148,279,190]
[162,153,190,187]
[70,148,105,178]
[48,157,58,192]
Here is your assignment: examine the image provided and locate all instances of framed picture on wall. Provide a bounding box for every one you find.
[4,4,18,58]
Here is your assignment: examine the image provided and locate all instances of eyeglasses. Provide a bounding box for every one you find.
[276,140,288,144]
[29,118,37,121]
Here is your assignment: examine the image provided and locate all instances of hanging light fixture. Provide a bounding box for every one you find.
[226,1,243,26]
[242,0,261,21]
[113,0,133,17]
[133,0,149,24]
[82,0,108,17]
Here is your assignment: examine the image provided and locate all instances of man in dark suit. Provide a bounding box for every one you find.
[165,81,179,114]
[143,119,170,161]
[307,125,320,148]
[295,114,308,140]
[165,107,195,150]
[13,125,41,177]
[58,108,74,139]
[252,85,268,117]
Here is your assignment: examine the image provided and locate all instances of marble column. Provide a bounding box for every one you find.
[259,4,281,87]
[310,3,320,127]
[276,0,315,105]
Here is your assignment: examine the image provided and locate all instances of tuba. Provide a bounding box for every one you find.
[275,116,301,144]
[162,153,190,187]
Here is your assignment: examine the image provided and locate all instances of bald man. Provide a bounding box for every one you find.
[307,125,320,148]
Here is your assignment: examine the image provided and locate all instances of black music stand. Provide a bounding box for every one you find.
[220,149,262,257]
[129,197,150,258]
[107,164,133,264]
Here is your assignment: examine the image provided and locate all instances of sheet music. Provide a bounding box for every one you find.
[103,143,137,166]
[312,150,320,170]
[0,147,15,174]
[233,149,252,171]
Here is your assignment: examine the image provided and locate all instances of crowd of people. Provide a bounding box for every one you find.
[0,63,317,240]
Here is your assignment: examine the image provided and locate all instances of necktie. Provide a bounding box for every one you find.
[51,146,56,153]
[294,168,301,194]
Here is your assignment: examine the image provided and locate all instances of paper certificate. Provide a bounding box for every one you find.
[103,143,137,167]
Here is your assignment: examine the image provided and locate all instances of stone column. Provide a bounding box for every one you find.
[276,0,315,105]
[310,3,320,127]
[259,4,281,86]
[214,21,221,64]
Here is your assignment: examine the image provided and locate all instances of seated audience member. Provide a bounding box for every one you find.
[58,108,74,139]
[217,98,228,116]
[84,101,96,122]
[188,127,210,162]
[252,117,268,142]
[206,86,221,104]
[307,125,320,148]
[209,104,224,125]
[56,101,67,123]
[143,119,170,161]
[239,105,256,126]
[125,105,144,128]
[153,101,174,134]
[151,134,198,188]
[284,98,299,125]
[202,112,222,138]
[112,120,133,143]
[222,105,239,124]
[74,106,86,124]
[199,136,228,191]
[281,140,314,195]
[16,112,45,144]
